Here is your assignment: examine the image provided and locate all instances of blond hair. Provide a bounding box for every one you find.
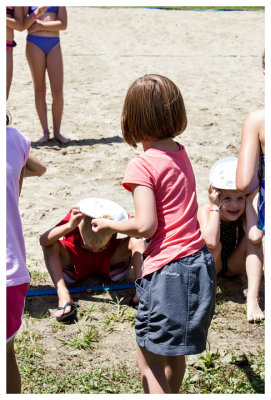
[79,215,113,249]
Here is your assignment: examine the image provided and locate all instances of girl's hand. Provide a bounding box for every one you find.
[91,218,111,233]
[28,19,44,33]
[68,207,84,230]
[35,6,48,18]
[208,183,221,207]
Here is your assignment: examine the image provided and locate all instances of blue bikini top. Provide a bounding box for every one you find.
[29,6,58,14]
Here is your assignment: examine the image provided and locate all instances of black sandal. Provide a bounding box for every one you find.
[56,302,78,322]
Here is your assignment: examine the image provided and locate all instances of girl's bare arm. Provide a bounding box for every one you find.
[22,6,47,30]
[28,7,67,33]
[236,111,262,194]
[40,207,84,247]
[92,185,158,239]
[24,153,46,177]
[6,7,23,31]
[198,185,221,249]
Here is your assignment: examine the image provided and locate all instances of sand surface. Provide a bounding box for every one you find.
[7,6,264,284]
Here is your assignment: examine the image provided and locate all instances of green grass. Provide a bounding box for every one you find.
[57,324,100,349]
[103,296,136,327]
[182,347,264,394]
[149,6,264,11]
[96,6,264,11]
[16,324,264,394]
[28,268,49,284]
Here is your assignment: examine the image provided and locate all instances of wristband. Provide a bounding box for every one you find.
[31,12,37,20]
[210,208,221,213]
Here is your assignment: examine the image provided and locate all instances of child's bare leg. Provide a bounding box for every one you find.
[111,237,144,304]
[246,240,264,322]
[129,237,145,303]
[165,355,186,393]
[226,235,246,276]
[42,241,74,318]
[6,338,21,393]
[136,344,171,393]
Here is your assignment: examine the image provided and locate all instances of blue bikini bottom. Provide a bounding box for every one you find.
[27,34,60,54]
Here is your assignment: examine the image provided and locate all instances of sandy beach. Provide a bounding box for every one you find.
[8,7,264,261]
[6,7,265,392]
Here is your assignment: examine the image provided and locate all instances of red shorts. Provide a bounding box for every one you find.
[6,283,28,342]
[61,236,131,282]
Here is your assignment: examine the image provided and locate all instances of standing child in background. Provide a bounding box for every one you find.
[91,74,216,394]
[6,113,46,393]
[6,6,23,99]
[236,50,265,320]
[23,6,69,144]
[40,198,145,322]
[198,157,264,322]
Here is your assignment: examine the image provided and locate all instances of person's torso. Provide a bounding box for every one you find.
[123,143,205,276]
[220,218,245,268]
[28,6,60,37]
[6,127,31,286]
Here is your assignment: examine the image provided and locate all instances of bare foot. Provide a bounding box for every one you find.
[54,133,70,144]
[55,291,74,319]
[36,132,50,144]
[247,295,264,323]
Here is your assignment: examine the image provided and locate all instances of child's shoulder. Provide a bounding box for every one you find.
[245,108,265,126]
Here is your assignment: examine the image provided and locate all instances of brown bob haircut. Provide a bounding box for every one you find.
[121,74,187,147]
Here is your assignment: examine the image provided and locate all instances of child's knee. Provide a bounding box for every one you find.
[248,235,263,246]
[41,240,61,255]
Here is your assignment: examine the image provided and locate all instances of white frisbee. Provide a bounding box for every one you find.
[209,157,238,190]
[77,197,128,221]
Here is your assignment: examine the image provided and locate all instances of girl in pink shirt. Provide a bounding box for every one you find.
[6,113,46,393]
[91,74,216,394]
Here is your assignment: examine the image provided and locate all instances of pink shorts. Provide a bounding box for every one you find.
[6,283,28,342]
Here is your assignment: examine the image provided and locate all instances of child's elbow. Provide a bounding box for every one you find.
[61,22,67,30]
[236,182,248,194]
[39,235,48,247]
[138,221,158,239]
[204,238,220,250]
[38,165,47,176]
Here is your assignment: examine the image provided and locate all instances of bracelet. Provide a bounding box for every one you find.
[31,12,37,20]
[210,208,220,213]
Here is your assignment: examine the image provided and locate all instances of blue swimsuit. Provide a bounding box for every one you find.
[257,151,265,231]
[27,6,60,54]
[29,6,58,14]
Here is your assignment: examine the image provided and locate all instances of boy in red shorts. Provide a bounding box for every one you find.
[40,198,145,322]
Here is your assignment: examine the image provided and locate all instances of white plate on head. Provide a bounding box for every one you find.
[77,197,128,221]
[209,157,238,190]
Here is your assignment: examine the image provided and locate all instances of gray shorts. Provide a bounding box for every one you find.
[135,246,216,356]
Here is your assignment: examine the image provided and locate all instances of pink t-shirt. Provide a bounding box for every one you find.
[122,143,205,277]
[6,127,31,287]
